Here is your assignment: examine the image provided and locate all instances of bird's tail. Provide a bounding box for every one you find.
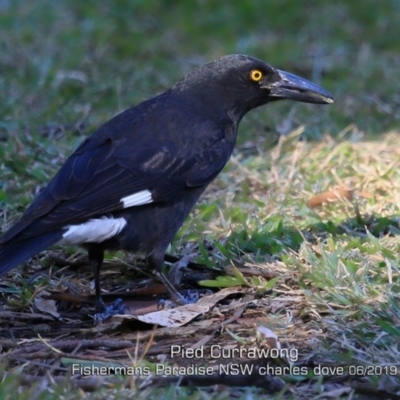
[0,230,64,276]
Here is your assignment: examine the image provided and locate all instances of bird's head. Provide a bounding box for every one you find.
[174,54,333,121]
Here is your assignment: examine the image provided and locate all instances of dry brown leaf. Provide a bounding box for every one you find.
[110,287,245,328]
[34,297,60,319]
[307,187,354,208]
[257,326,281,349]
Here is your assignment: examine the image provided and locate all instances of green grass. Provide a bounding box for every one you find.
[1,1,400,399]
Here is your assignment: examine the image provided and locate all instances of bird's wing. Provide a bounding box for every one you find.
[1,132,231,243]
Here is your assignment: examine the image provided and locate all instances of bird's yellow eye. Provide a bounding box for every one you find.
[250,70,263,82]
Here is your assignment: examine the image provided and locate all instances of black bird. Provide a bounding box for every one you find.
[0,54,333,314]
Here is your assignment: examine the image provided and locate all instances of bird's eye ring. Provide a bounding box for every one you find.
[250,70,263,82]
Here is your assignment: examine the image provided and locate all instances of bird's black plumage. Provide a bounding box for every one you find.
[0,54,333,313]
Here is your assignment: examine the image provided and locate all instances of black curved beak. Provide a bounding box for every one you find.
[265,69,334,105]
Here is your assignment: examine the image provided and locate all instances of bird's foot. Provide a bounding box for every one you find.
[158,289,199,309]
[93,298,128,324]
[182,289,200,303]
[155,270,195,305]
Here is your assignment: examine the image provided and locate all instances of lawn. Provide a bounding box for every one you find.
[1,1,400,399]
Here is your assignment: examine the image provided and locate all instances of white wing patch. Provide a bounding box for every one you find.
[121,190,153,208]
[59,216,127,245]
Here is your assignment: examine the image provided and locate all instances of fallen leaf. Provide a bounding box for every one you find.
[307,187,353,208]
[257,326,281,349]
[111,287,245,328]
[35,297,60,319]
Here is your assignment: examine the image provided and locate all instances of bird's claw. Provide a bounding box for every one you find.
[93,298,128,324]
[157,289,199,310]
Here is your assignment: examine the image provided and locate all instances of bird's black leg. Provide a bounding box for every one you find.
[88,247,128,324]
[148,254,198,306]
[88,248,106,313]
